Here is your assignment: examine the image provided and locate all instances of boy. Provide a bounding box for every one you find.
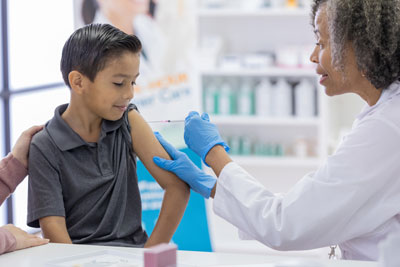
[27,24,190,247]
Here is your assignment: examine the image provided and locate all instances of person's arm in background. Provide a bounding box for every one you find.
[0,125,48,254]
[128,110,190,248]
[0,125,43,204]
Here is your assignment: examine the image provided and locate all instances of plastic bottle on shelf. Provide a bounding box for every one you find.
[203,80,218,115]
[293,137,308,158]
[229,135,241,155]
[255,78,273,117]
[201,0,227,9]
[275,143,284,156]
[237,78,255,116]
[286,0,298,8]
[270,0,285,8]
[218,80,236,115]
[272,78,292,117]
[240,136,252,155]
[294,78,315,117]
[264,143,274,156]
[254,139,263,155]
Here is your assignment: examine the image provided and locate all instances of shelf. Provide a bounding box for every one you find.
[230,156,321,167]
[198,8,309,18]
[200,67,317,77]
[211,116,320,127]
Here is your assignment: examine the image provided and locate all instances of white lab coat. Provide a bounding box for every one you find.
[213,81,400,261]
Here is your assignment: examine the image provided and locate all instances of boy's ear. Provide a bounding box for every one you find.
[68,71,86,95]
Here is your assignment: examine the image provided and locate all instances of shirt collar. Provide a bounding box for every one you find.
[356,81,400,121]
[46,104,123,151]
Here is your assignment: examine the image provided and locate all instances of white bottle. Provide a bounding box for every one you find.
[272,78,292,117]
[255,78,273,117]
[294,78,315,117]
[238,79,254,115]
[219,81,232,115]
[204,81,218,115]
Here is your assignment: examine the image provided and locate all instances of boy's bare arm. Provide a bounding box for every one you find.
[128,110,190,247]
[39,216,72,244]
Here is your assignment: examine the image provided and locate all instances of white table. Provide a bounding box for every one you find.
[0,243,378,267]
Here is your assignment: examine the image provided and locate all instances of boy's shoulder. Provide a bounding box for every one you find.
[30,104,66,153]
[30,120,59,152]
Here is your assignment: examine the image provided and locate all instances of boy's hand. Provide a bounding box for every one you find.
[184,111,229,166]
[1,224,49,251]
[153,132,216,199]
[11,125,44,168]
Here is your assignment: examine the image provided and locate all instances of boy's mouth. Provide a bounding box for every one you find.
[114,105,128,112]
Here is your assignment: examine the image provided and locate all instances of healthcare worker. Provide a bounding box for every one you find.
[153,0,400,261]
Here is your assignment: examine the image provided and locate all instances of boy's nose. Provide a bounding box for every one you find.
[124,86,134,100]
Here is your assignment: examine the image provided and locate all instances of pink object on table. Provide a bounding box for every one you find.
[144,243,177,267]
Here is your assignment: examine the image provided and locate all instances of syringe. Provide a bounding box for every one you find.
[147,120,185,123]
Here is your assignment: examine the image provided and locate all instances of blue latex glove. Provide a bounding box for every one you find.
[153,132,217,199]
[184,111,229,166]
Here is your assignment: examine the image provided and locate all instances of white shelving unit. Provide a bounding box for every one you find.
[200,67,316,77]
[196,1,329,259]
[198,7,310,17]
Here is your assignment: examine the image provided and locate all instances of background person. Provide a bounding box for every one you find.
[153,0,400,261]
[0,125,48,254]
[81,0,165,83]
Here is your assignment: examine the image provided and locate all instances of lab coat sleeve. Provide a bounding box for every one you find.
[213,117,400,250]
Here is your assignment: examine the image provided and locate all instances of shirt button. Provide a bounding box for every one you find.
[102,162,108,169]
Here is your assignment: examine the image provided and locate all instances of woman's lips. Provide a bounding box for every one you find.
[319,74,328,84]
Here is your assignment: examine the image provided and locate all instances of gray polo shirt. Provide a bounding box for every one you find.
[27,103,148,247]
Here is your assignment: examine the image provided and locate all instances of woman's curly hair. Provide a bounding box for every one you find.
[311,0,400,89]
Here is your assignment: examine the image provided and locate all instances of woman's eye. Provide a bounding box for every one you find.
[316,42,323,49]
[131,81,136,86]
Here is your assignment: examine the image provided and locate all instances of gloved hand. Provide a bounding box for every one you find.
[184,111,229,166]
[153,132,217,199]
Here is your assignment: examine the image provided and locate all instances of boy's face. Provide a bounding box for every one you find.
[82,51,140,121]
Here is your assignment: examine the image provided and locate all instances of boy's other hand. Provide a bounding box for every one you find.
[1,224,49,251]
[11,125,44,168]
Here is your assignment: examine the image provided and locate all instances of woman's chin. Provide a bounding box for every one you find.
[324,86,347,97]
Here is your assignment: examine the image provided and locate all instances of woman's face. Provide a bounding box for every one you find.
[309,5,365,97]
[99,0,150,18]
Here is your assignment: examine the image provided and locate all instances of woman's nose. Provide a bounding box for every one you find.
[310,46,319,64]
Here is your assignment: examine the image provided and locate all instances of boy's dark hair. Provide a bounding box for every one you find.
[61,23,142,88]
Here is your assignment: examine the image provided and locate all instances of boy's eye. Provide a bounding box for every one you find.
[113,82,123,86]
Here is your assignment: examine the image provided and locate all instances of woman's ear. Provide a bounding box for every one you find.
[68,71,85,95]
